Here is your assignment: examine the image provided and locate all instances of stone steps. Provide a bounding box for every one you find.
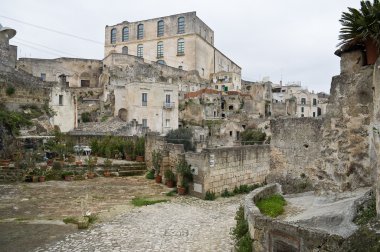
[118,169,146,176]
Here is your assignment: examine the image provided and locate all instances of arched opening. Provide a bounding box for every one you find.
[118,108,128,122]
[122,46,128,55]
[317,107,322,116]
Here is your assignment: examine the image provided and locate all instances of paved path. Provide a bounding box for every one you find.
[35,196,241,252]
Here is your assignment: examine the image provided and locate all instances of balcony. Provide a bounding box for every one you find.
[163,102,175,109]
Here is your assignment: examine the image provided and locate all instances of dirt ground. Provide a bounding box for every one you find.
[0,176,173,252]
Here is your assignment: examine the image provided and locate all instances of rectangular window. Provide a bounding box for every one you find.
[142,93,147,106]
[313,98,317,106]
[59,95,63,106]
[137,24,144,39]
[301,107,304,113]
[137,44,143,58]
[165,119,170,127]
[166,94,171,103]
[81,80,90,87]
[178,17,185,34]
[157,42,164,58]
[301,98,306,105]
[142,119,147,127]
[236,131,240,140]
[41,73,46,81]
[177,39,184,55]
[313,112,316,117]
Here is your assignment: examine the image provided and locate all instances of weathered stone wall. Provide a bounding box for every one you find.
[0,168,26,182]
[370,57,380,216]
[244,184,344,252]
[270,118,323,184]
[186,145,270,198]
[314,65,374,191]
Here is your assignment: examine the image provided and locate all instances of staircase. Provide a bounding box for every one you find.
[118,162,147,176]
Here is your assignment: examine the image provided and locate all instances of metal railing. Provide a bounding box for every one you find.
[163,102,175,109]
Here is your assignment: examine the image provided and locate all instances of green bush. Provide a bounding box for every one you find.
[164,169,175,181]
[232,206,252,252]
[256,194,286,218]
[166,128,195,152]
[354,194,376,225]
[0,108,32,135]
[205,190,216,201]
[240,129,266,145]
[145,169,155,180]
[221,188,234,198]
[5,86,15,96]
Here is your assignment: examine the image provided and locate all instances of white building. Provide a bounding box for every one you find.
[114,82,179,135]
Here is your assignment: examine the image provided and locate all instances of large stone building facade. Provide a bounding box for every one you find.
[104,12,241,79]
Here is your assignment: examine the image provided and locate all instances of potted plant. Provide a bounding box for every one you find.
[124,140,135,161]
[338,0,380,64]
[62,171,74,181]
[85,157,96,179]
[152,150,163,183]
[135,137,145,162]
[176,159,192,195]
[38,170,46,182]
[164,169,175,188]
[103,158,112,177]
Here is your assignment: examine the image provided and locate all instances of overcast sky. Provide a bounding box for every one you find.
[1,0,361,93]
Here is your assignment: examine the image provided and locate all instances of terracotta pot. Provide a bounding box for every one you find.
[155,175,162,183]
[64,175,74,181]
[166,180,175,188]
[178,186,186,195]
[87,172,95,179]
[136,156,144,162]
[38,176,46,182]
[0,159,11,167]
[76,161,82,166]
[103,170,111,177]
[365,39,379,65]
[125,156,133,161]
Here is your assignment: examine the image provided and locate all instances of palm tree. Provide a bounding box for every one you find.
[338,0,380,64]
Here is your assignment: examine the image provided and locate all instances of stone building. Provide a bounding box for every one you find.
[114,82,178,135]
[272,82,325,118]
[104,12,241,79]
[17,57,103,88]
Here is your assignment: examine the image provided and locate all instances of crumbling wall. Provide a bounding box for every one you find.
[186,145,270,198]
[314,65,374,191]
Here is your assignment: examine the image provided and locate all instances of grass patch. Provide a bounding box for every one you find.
[63,216,78,224]
[87,214,98,224]
[354,194,376,225]
[131,197,168,207]
[166,188,177,196]
[256,194,286,218]
[231,205,252,252]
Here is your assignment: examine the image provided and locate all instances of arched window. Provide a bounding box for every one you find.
[178,17,185,34]
[122,27,129,41]
[137,24,144,39]
[137,44,143,58]
[122,46,128,55]
[110,28,117,44]
[157,20,164,37]
[177,38,184,55]
[157,41,164,58]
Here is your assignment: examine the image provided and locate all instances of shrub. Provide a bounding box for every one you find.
[354,194,376,225]
[135,137,145,156]
[231,205,252,252]
[256,194,286,218]
[240,129,266,145]
[81,112,91,123]
[5,86,15,96]
[205,190,216,201]
[145,169,155,180]
[221,188,234,198]
[52,161,63,170]
[166,128,195,152]
[164,169,175,181]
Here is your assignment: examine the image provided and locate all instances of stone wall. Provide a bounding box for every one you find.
[186,145,270,198]
[0,168,26,182]
[270,118,323,185]
[244,184,344,252]
[314,64,374,191]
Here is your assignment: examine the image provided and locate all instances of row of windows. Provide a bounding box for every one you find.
[141,93,171,106]
[300,98,318,106]
[120,39,185,58]
[141,118,171,128]
[110,17,185,44]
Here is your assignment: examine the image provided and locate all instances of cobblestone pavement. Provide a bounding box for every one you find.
[35,196,241,252]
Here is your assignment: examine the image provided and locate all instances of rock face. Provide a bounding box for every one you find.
[314,65,374,191]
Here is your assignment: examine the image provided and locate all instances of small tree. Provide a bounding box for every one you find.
[176,159,192,189]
